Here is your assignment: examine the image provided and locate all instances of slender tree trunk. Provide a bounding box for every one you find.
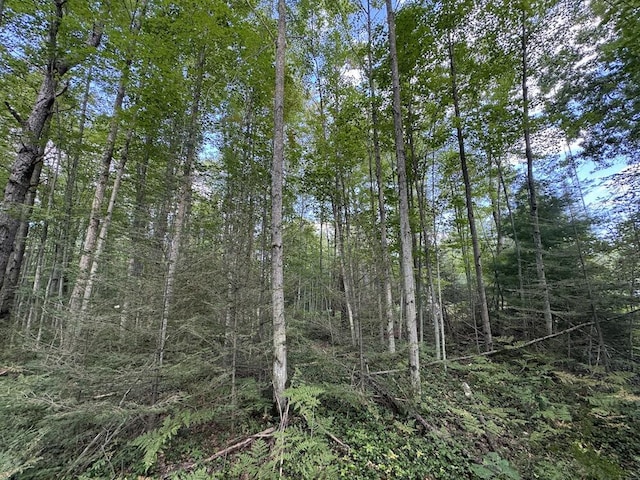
[53,69,92,310]
[25,148,61,332]
[488,155,504,312]
[447,34,493,352]
[452,187,481,352]
[68,1,144,319]
[415,169,443,358]
[430,152,447,361]
[497,162,526,308]
[385,0,420,396]
[121,134,151,333]
[153,48,205,404]
[81,129,133,311]
[271,0,288,423]
[564,148,609,369]
[332,196,356,345]
[521,13,553,335]
[68,65,129,319]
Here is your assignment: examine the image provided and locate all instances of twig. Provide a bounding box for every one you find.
[324,430,350,452]
[369,368,403,375]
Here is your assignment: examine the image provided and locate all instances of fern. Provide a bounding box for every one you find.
[227,438,272,479]
[470,452,521,479]
[132,408,218,472]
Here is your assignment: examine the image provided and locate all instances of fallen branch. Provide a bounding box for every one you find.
[426,321,595,366]
[161,427,277,478]
[356,368,436,433]
[202,427,276,463]
[324,429,350,452]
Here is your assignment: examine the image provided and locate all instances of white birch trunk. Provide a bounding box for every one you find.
[385,0,420,396]
[272,0,288,422]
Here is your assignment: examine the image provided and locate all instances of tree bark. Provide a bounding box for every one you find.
[367,0,394,353]
[0,153,45,319]
[385,0,420,396]
[521,12,553,335]
[272,0,288,422]
[447,33,493,352]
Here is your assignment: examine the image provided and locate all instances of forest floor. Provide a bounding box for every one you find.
[1,330,639,479]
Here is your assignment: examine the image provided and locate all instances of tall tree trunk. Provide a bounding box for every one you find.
[54,69,93,310]
[430,152,447,361]
[488,155,504,312]
[25,146,61,333]
[497,162,526,309]
[369,71,395,353]
[68,0,144,319]
[153,48,205,404]
[0,151,45,319]
[415,167,443,358]
[81,129,133,311]
[67,65,129,342]
[564,147,609,369]
[452,186,481,352]
[0,0,101,306]
[332,195,356,345]
[447,33,493,352]
[521,12,553,335]
[272,0,288,422]
[121,134,151,333]
[385,0,420,396]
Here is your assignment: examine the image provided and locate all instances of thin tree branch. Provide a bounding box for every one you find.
[4,101,24,125]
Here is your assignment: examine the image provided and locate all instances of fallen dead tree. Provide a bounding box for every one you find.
[425,321,595,367]
[368,322,596,375]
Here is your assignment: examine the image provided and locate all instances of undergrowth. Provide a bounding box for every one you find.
[1,339,639,479]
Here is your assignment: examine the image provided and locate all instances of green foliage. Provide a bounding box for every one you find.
[570,442,625,480]
[132,409,219,472]
[470,452,521,479]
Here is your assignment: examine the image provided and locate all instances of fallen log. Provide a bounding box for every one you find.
[425,321,595,367]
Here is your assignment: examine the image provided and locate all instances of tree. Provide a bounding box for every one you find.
[0,0,102,316]
[385,0,420,396]
[272,0,288,421]
[446,26,493,352]
[521,4,554,336]
[366,0,395,354]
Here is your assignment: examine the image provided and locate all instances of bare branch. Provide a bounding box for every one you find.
[4,101,24,125]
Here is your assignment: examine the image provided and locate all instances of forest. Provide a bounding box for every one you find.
[0,0,638,478]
